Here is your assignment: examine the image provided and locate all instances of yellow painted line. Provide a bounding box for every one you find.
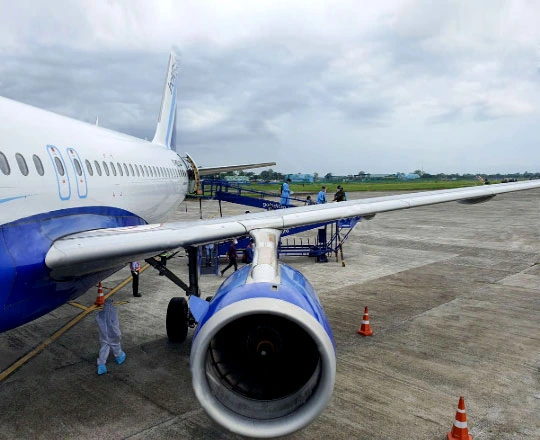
[0,264,149,382]
[68,301,89,311]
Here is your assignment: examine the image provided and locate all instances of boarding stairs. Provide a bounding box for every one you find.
[196,179,307,209]
[191,180,361,273]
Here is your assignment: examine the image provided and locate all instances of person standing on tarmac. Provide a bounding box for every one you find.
[317,186,327,204]
[204,243,214,266]
[130,261,141,297]
[158,252,167,275]
[244,239,254,264]
[96,299,126,375]
[333,185,346,202]
[220,239,238,276]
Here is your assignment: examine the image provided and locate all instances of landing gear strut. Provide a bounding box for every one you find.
[146,246,201,343]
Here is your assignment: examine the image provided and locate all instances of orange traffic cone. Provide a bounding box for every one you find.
[447,396,473,440]
[95,282,105,306]
[357,306,373,336]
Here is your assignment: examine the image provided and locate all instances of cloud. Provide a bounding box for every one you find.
[0,0,539,174]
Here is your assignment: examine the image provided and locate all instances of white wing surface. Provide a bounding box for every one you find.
[46,180,540,278]
[198,162,276,175]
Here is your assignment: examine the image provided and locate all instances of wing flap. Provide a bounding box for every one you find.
[45,180,540,278]
[197,162,276,176]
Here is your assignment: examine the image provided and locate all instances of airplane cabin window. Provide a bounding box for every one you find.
[129,164,135,176]
[117,162,123,176]
[110,162,117,176]
[54,157,65,176]
[33,154,45,176]
[143,165,148,176]
[102,161,110,176]
[123,163,129,176]
[0,152,10,175]
[85,159,93,176]
[16,153,29,176]
[149,166,153,177]
[94,160,102,176]
[73,158,83,176]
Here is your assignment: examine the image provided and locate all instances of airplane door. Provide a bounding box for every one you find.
[66,147,88,198]
[47,145,71,201]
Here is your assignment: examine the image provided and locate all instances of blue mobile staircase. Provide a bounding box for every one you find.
[191,180,361,274]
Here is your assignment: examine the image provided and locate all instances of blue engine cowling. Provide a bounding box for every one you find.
[190,263,336,438]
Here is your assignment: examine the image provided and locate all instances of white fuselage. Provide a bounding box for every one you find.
[0,96,188,225]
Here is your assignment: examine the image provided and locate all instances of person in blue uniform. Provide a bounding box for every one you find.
[280,178,291,207]
[244,239,254,264]
[317,186,327,204]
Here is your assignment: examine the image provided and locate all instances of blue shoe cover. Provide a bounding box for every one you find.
[97,364,107,375]
[116,351,126,365]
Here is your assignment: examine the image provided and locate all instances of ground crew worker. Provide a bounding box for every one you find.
[245,239,254,264]
[158,252,167,275]
[333,185,346,202]
[205,243,214,266]
[220,239,238,276]
[96,299,126,375]
[280,178,291,207]
[130,261,141,297]
[317,186,327,204]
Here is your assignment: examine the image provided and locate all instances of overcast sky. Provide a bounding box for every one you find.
[1,0,539,175]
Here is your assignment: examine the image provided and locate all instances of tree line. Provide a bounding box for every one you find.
[218,169,540,182]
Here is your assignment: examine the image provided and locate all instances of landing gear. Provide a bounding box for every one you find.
[148,246,202,343]
[166,297,189,342]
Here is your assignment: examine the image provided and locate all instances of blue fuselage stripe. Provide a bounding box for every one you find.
[0,206,146,333]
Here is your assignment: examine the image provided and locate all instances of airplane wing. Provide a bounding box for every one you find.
[198,162,276,176]
[46,180,540,278]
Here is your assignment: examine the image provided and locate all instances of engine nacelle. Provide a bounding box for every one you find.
[190,264,336,438]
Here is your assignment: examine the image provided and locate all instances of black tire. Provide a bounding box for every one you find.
[166,297,189,342]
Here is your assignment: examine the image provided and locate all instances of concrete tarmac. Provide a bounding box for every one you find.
[1,189,539,439]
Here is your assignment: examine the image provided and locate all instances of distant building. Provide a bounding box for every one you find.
[285,173,314,183]
[397,173,420,180]
[224,175,250,183]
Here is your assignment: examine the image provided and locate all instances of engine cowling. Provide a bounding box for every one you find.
[190,264,336,438]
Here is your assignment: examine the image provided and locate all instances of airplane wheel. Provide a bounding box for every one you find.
[166,297,188,342]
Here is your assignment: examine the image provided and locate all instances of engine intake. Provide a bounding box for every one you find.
[191,295,336,438]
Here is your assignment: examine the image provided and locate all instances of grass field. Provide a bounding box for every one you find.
[250,180,484,194]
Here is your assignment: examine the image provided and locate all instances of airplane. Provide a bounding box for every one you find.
[2,52,540,439]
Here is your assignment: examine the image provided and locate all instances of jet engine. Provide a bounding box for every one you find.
[190,263,336,438]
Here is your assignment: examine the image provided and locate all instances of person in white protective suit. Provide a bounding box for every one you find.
[96,299,126,375]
